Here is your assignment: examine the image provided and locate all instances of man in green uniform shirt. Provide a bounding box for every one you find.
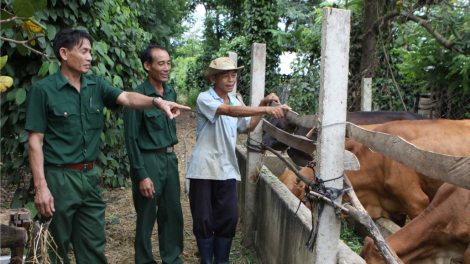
[25,30,189,264]
[123,45,184,264]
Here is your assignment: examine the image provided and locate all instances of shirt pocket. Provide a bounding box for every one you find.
[51,106,77,134]
[144,109,164,130]
[87,104,104,129]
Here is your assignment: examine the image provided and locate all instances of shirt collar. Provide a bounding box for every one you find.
[56,69,96,90]
[209,88,234,104]
[143,78,172,98]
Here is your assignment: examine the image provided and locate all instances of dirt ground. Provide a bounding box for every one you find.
[0,110,256,263]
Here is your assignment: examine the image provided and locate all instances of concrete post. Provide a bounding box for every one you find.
[313,8,350,264]
[228,52,238,96]
[243,43,266,247]
[361,78,372,111]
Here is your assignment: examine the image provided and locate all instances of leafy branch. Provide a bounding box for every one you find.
[0,36,51,62]
[370,8,467,55]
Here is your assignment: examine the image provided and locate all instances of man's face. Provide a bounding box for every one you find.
[211,70,237,94]
[61,38,92,74]
[144,48,171,83]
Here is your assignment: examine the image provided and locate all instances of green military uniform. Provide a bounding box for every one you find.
[25,70,123,264]
[123,79,183,264]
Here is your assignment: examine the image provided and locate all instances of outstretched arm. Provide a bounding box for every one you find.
[215,93,291,132]
[116,91,190,119]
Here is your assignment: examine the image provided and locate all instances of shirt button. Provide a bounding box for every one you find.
[64,112,67,116]
[97,109,100,112]
[82,113,84,116]
[84,149,87,153]
[84,131,87,134]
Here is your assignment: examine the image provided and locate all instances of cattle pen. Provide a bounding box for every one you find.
[229,7,470,264]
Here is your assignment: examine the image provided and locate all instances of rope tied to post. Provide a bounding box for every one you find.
[303,162,346,252]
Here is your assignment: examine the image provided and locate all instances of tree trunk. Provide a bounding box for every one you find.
[355,0,378,111]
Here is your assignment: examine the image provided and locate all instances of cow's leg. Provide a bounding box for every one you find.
[385,166,430,219]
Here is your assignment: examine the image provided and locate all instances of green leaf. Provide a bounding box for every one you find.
[101,22,111,37]
[105,169,114,177]
[28,0,47,12]
[19,130,29,142]
[103,54,114,68]
[98,63,107,75]
[95,45,104,57]
[47,24,57,41]
[99,152,107,165]
[397,18,402,25]
[25,202,38,218]
[13,156,24,169]
[7,88,19,101]
[94,162,103,175]
[116,64,123,74]
[111,159,119,168]
[11,199,23,209]
[113,75,123,88]
[40,60,50,76]
[98,42,108,54]
[112,177,118,188]
[0,11,14,29]
[49,61,59,74]
[1,116,8,127]
[15,88,26,105]
[109,216,120,225]
[16,32,28,56]
[0,55,8,70]
[13,0,35,17]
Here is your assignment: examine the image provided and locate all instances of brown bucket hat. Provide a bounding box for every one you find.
[202,57,244,81]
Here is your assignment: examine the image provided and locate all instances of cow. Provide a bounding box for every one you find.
[262,111,426,166]
[360,183,470,264]
[278,119,470,226]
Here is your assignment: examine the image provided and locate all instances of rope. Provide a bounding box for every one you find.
[246,137,267,184]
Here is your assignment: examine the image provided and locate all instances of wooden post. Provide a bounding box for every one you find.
[243,43,265,247]
[313,8,350,263]
[361,78,372,111]
[228,52,238,96]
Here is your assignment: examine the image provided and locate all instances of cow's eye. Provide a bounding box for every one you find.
[375,248,379,252]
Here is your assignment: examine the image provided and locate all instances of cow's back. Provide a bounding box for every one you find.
[346,111,426,125]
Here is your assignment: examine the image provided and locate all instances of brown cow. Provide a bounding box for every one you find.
[360,183,470,264]
[346,119,470,221]
[279,119,470,225]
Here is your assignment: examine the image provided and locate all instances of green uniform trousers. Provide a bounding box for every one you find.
[41,166,107,264]
[131,151,184,264]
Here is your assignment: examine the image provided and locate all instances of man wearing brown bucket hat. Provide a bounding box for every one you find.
[186,57,291,264]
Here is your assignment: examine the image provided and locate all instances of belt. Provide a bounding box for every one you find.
[154,146,174,153]
[143,146,174,153]
[51,162,94,170]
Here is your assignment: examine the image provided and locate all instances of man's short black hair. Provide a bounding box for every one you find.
[53,29,93,62]
[140,45,169,73]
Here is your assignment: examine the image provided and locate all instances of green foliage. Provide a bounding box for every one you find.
[1,0,192,209]
[186,88,200,109]
[340,218,364,254]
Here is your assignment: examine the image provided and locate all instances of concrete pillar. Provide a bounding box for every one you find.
[361,78,372,111]
[228,52,238,96]
[314,8,351,264]
[243,43,266,247]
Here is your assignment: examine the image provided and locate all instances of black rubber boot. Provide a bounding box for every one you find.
[197,236,214,264]
[213,236,233,264]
